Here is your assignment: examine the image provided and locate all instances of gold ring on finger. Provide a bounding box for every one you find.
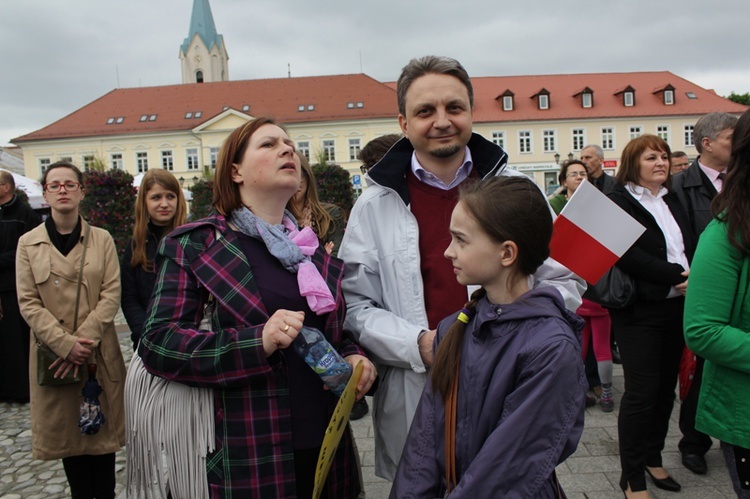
[283,324,290,332]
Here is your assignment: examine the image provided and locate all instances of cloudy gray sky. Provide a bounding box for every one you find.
[2,0,748,146]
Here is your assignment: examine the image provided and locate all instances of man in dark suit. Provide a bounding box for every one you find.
[672,111,738,475]
[581,144,616,194]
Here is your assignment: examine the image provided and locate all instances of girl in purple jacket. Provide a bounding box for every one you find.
[391,176,586,498]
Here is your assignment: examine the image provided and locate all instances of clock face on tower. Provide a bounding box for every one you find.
[194,55,202,64]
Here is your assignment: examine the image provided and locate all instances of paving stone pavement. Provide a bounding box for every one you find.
[0,311,737,498]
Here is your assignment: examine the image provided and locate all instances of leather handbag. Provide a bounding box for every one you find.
[590,265,636,309]
[36,227,89,386]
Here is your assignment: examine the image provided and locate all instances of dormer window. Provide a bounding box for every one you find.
[615,85,636,107]
[653,84,676,106]
[574,86,594,109]
[531,88,550,110]
[538,94,549,110]
[503,96,513,111]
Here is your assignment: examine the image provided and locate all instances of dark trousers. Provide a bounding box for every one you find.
[0,290,31,401]
[612,298,685,492]
[61,453,116,499]
[678,356,713,456]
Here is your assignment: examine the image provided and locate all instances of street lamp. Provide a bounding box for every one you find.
[192,176,199,184]
[178,176,185,186]
[554,152,561,165]
[568,152,575,161]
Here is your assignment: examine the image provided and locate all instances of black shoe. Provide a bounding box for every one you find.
[645,468,681,492]
[682,453,707,474]
[350,398,369,421]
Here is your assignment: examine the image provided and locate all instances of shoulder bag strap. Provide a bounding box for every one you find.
[72,225,89,333]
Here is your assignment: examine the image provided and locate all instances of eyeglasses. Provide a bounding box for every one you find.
[45,182,81,192]
[566,172,588,178]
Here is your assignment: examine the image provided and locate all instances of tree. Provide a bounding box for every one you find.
[189,179,214,220]
[311,163,355,215]
[727,92,750,106]
[80,168,137,258]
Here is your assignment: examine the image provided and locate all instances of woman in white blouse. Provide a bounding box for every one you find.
[606,135,696,498]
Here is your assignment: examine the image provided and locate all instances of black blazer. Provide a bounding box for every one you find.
[608,183,697,302]
[670,158,718,237]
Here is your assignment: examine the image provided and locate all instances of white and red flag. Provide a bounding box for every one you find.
[549,179,645,284]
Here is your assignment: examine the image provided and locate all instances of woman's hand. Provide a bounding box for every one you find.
[262,310,304,356]
[344,354,377,400]
[324,241,334,255]
[675,269,689,296]
[49,337,95,378]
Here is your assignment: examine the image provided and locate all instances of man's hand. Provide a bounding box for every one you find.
[418,329,437,367]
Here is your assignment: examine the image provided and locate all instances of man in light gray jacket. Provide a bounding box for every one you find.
[337,55,585,481]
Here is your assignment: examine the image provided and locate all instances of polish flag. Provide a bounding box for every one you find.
[549,180,645,284]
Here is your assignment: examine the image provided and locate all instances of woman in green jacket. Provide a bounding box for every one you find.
[684,107,750,498]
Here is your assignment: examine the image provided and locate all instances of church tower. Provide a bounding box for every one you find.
[180,0,229,84]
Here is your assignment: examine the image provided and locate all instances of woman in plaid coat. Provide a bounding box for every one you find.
[139,117,376,498]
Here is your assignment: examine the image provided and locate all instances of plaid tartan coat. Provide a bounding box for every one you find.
[139,213,364,498]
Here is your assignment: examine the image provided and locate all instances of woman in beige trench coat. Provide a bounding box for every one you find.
[16,161,125,499]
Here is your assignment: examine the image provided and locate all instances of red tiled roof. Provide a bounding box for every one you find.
[14,71,746,144]
[468,71,746,122]
[385,71,746,122]
[13,74,398,142]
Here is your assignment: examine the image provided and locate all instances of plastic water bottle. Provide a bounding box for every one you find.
[291,326,352,396]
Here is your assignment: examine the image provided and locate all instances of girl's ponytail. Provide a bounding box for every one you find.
[431,288,486,400]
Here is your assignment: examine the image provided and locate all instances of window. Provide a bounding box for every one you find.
[116,117,124,124]
[601,127,615,150]
[149,115,157,121]
[348,138,361,161]
[194,111,202,118]
[624,91,634,107]
[140,115,148,122]
[491,131,505,149]
[572,129,585,151]
[136,152,149,173]
[106,117,115,125]
[82,155,95,171]
[347,102,354,109]
[322,140,336,162]
[111,153,123,170]
[356,102,364,108]
[297,141,310,160]
[59,156,72,163]
[502,95,513,111]
[518,131,532,154]
[686,92,697,99]
[209,147,220,169]
[161,150,173,171]
[664,90,674,105]
[307,105,315,111]
[657,125,669,142]
[185,112,193,119]
[196,71,204,83]
[186,148,199,170]
[543,130,556,153]
[684,125,695,147]
[298,105,305,112]
[242,105,250,112]
[582,92,593,108]
[630,126,642,140]
[538,94,549,110]
[39,158,51,174]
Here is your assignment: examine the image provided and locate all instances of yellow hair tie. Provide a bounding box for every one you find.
[457,312,470,324]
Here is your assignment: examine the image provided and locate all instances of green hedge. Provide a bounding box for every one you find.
[311,163,354,215]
